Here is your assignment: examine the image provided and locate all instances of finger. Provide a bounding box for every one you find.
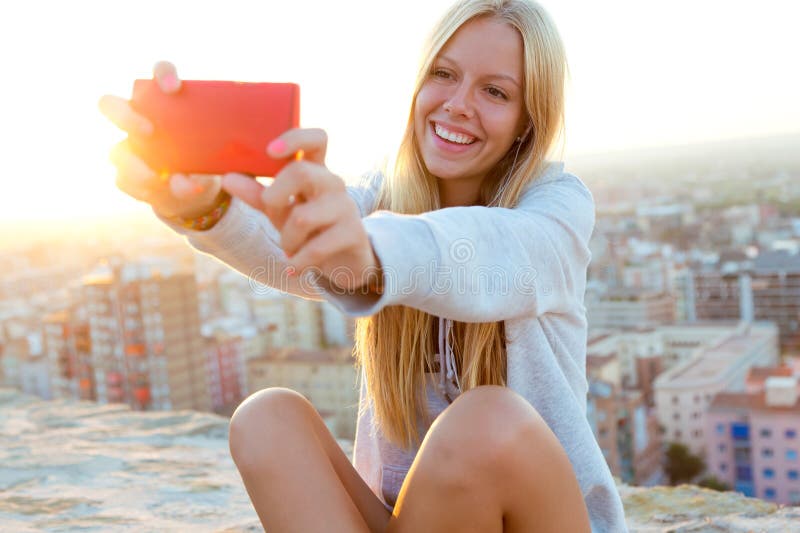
[110,140,159,193]
[264,161,343,214]
[289,222,358,279]
[221,172,266,210]
[153,60,182,94]
[267,128,328,165]
[98,94,153,135]
[115,172,152,203]
[281,193,349,258]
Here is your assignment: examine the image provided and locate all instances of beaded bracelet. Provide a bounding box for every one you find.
[174,192,232,231]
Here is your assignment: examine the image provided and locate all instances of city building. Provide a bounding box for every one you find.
[654,321,780,457]
[586,323,740,401]
[705,365,800,505]
[6,332,49,399]
[586,289,676,331]
[692,249,800,356]
[249,288,327,349]
[42,309,95,401]
[82,259,208,412]
[587,354,662,485]
[201,316,268,414]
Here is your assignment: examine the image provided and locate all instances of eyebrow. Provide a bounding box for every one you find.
[437,54,521,88]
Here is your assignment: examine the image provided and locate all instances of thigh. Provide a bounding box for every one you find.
[386,385,590,533]
[229,387,391,532]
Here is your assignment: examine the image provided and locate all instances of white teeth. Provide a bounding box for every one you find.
[434,123,475,145]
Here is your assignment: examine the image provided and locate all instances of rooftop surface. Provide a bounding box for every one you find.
[1,388,797,532]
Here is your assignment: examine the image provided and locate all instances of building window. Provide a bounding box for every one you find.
[675,430,682,439]
[790,491,800,505]
[788,470,798,480]
[673,412,680,421]
[693,430,703,438]
[763,468,775,479]
[736,465,752,481]
[787,429,798,439]
[761,448,774,459]
[788,450,798,461]
[718,443,726,453]
[716,423,725,435]
[731,423,750,441]
[734,448,750,463]
[764,488,776,499]
[694,394,700,404]
[760,428,772,438]
[672,395,679,405]
[720,463,727,472]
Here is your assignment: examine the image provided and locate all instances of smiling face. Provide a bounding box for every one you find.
[414,16,527,206]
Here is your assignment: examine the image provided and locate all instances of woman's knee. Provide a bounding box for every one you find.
[425,385,551,474]
[228,387,313,467]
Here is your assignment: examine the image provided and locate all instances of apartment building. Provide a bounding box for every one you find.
[42,309,94,401]
[586,288,676,330]
[692,249,800,355]
[705,365,800,504]
[249,289,326,349]
[82,261,208,412]
[654,321,779,456]
[587,354,662,485]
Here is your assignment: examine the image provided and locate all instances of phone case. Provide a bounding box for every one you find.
[129,79,300,177]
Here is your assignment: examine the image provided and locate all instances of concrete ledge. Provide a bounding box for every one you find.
[1,389,797,531]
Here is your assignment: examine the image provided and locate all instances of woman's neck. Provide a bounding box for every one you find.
[437,178,482,207]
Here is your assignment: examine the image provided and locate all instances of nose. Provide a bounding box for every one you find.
[443,84,474,119]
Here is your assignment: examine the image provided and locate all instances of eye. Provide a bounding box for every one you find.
[486,86,508,100]
[432,68,453,80]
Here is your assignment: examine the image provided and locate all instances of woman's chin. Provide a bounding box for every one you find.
[424,156,468,180]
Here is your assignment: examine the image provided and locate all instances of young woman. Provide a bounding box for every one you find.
[101,1,628,531]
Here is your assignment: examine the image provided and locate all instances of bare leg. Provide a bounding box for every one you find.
[387,385,591,533]
[228,387,391,532]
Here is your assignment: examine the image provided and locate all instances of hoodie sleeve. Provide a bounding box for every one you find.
[156,171,383,302]
[308,164,595,322]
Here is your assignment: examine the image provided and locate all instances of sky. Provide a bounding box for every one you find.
[1,0,798,223]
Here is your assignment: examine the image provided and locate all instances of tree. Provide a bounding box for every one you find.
[698,475,731,492]
[664,442,705,485]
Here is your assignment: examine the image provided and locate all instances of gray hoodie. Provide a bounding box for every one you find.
[161,161,628,532]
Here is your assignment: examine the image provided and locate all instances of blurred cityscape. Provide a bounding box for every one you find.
[1,133,799,505]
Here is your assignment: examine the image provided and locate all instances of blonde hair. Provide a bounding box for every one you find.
[354,0,568,449]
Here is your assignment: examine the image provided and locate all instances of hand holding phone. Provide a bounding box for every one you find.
[128,79,301,177]
[100,62,225,220]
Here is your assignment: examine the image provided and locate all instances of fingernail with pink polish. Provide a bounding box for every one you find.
[268,139,286,155]
[161,74,179,91]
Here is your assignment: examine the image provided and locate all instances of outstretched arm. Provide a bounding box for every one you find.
[308,164,595,322]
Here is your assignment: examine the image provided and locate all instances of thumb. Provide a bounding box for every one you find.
[169,173,199,199]
[170,173,220,200]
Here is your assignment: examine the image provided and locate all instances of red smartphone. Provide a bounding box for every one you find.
[128,79,300,177]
